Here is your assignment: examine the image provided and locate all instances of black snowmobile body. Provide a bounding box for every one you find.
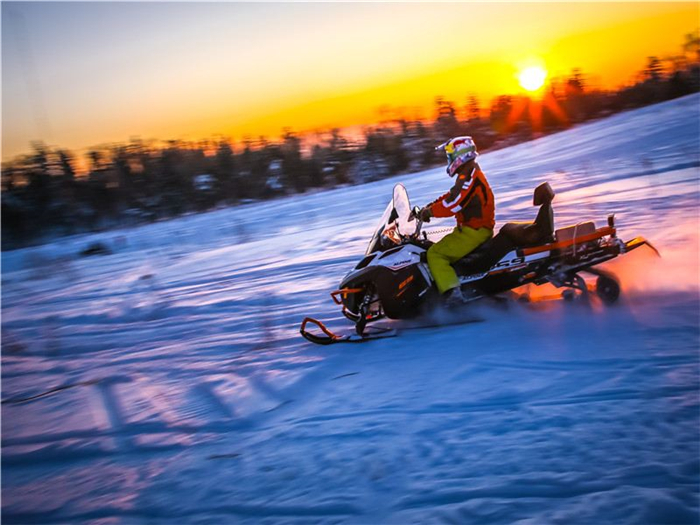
[301,182,657,344]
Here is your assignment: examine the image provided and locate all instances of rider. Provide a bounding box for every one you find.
[419,136,495,305]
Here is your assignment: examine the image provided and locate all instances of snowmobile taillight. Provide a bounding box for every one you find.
[330,288,364,305]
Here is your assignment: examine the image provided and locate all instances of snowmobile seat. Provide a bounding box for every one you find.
[499,182,555,247]
[452,233,515,275]
[533,181,555,207]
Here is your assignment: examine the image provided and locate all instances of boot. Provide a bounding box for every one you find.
[444,286,467,308]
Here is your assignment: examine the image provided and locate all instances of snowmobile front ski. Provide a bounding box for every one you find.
[299,309,485,346]
[299,317,397,345]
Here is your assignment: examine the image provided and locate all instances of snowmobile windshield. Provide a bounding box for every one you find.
[366,200,395,255]
[365,184,412,255]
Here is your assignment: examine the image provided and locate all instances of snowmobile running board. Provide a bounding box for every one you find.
[300,317,396,345]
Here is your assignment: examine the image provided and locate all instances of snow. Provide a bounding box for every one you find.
[3,94,699,524]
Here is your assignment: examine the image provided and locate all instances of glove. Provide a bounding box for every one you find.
[419,207,432,223]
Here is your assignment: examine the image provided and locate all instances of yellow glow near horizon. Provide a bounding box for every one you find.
[519,66,548,92]
[2,2,698,161]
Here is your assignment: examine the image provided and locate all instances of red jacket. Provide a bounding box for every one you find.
[428,167,495,230]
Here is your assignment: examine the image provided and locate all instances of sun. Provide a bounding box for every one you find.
[518,66,547,92]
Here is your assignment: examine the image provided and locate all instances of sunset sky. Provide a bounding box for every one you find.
[2,2,698,161]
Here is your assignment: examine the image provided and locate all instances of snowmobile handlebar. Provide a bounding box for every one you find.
[407,206,425,238]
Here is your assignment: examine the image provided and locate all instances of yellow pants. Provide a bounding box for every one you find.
[427,226,493,294]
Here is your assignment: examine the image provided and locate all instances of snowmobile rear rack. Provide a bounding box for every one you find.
[520,226,615,256]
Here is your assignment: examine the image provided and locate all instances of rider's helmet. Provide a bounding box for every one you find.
[437,136,478,177]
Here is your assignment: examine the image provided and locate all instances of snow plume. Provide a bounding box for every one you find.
[120,272,170,321]
[605,219,700,295]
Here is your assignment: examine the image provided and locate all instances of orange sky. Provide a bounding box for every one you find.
[2,2,698,161]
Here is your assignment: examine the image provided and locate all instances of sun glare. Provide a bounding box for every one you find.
[519,66,547,92]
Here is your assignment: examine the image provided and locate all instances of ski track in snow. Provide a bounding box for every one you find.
[2,95,700,524]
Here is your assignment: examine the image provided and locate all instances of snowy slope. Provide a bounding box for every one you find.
[2,94,699,525]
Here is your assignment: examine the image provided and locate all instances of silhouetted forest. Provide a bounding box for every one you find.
[3,31,699,250]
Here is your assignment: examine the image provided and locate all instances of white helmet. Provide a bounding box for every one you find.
[436,136,478,177]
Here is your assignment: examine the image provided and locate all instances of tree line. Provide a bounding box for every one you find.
[2,31,699,250]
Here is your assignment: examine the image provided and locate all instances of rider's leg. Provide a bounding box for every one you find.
[427,227,493,295]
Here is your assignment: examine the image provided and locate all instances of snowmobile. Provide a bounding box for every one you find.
[300,182,657,345]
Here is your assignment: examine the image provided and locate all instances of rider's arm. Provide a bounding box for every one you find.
[427,173,474,218]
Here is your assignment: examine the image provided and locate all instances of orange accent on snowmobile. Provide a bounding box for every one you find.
[489,266,523,276]
[394,275,415,297]
[398,275,415,289]
[330,288,364,305]
[521,226,616,256]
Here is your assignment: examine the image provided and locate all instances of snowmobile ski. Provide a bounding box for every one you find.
[300,317,396,345]
[300,312,483,346]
